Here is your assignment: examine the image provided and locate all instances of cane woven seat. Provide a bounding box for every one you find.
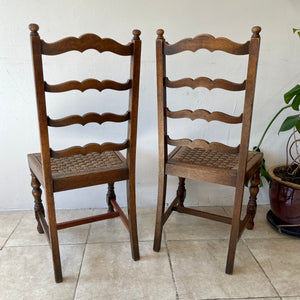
[29,151,126,178]
[168,147,259,171]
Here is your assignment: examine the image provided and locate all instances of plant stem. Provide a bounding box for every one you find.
[254,104,292,151]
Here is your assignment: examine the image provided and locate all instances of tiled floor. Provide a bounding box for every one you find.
[0,205,300,300]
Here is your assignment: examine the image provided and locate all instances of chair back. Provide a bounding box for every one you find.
[156,27,261,181]
[29,24,141,184]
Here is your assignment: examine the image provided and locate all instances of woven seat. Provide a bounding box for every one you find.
[29,151,126,178]
[27,24,141,282]
[153,27,263,275]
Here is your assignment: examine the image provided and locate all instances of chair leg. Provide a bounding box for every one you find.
[153,173,167,252]
[177,177,186,208]
[246,170,260,230]
[225,185,244,274]
[30,172,45,234]
[126,177,140,261]
[45,190,63,283]
[106,182,115,213]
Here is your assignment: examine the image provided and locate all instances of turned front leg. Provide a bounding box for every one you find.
[106,182,116,213]
[246,171,260,230]
[177,177,186,207]
[30,172,45,234]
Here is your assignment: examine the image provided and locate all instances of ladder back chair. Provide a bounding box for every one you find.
[153,27,263,274]
[27,24,141,282]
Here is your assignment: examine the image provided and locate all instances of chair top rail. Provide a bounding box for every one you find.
[164,34,250,56]
[50,140,129,158]
[41,34,133,56]
[29,24,141,56]
[44,79,131,93]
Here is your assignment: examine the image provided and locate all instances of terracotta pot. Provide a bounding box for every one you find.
[268,165,300,225]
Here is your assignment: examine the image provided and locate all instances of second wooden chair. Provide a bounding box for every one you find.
[153,27,263,274]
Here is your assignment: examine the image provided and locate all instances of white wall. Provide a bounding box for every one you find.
[1,0,300,210]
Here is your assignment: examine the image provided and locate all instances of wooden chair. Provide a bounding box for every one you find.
[27,24,141,282]
[153,27,263,274]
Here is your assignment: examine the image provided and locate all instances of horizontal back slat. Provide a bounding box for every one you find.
[48,111,130,127]
[45,79,132,93]
[166,135,240,154]
[165,77,246,91]
[165,108,243,124]
[41,34,133,56]
[165,35,250,55]
[50,140,129,158]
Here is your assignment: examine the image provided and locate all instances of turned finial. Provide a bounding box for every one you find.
[29,23,39,36]
[132,29,141,40]
[157,29,164,39]
[251,26,261,38]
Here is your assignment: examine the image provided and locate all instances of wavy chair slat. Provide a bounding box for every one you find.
[44,79,132,93]
[41,34,133,56]
[165,77,246,91]
[47,111,130,127]
[165,35,250,55]
[165,108,243,124]
[166,135,240,154]
[50,140,129,158]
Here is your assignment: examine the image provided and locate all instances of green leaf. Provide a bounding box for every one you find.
[293,28,297,33]
[292,94,300,111]
[298,31,300,38]
[296,120,300,133]
[284,85,300,104]
[279,114,300,133]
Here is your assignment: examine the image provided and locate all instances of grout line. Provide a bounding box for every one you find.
[0,213,24,250]
[164,230,179,300]
[243,239,282,299]
[73,222,92,300]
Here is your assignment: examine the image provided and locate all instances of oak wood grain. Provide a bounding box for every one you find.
[48,111,130,127]
[165,34,250,55]
[165,77,246,91]
[45,79,131,93]
[41,34,133,56]
[165,108,243,123]
[50,140,129,158]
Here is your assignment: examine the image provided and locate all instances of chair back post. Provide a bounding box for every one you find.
[236,26,261,187]
[127,29,141,173]
[29,24,54,192]
[156,29,168,172]
[29,24,62,282]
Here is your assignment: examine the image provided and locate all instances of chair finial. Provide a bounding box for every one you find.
[157,29,164,39]
[251,26,261,38]
[29,23,39,36]
[132,29,141,40]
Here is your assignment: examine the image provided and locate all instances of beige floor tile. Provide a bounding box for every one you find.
[6,209,92,247]
[75,241,176,300]
[223,205,285,240]
[246,238,300,296]
[282,298,300,300]
[168,239,277,299]
[88,207,156,243]
[179,299,281,300]
[164,206,230,241]
[0,244,84,300]
[0,211,23,249]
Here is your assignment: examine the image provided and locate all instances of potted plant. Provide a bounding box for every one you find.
[254,29,300,235]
